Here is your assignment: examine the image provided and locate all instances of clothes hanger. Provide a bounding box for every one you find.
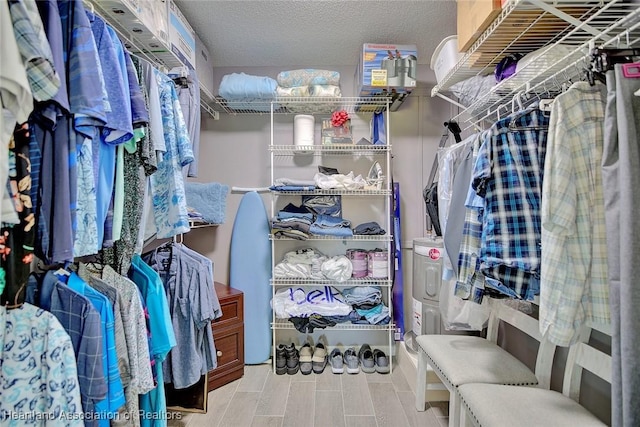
[4,280,27,309]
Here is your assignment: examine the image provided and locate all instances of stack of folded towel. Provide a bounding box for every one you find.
[276,69,342,113]
[218,72,278,112]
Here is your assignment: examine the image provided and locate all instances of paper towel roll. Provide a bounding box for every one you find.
[293,114,315,147]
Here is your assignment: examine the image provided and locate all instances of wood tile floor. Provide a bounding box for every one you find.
[168,363,449,427]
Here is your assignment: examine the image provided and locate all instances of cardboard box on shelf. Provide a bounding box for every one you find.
[356,43,417,97]
[457,0,502,52]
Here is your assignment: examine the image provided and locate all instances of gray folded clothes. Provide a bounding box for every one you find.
[342,286,383,305]
[273,229,308,240]
[271,219,311,234]
[353,221,386,235]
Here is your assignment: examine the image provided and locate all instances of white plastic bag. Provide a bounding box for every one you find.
[439,277,491,331]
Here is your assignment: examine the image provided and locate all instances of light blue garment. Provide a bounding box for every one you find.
[309,224,353,237]
[0,304,84,426]
[178,68,200,177]
[149,70,194,239]
[355,304,391,325]
[130,255,176,427]
[314,214,351,228]
[309,215,353,237]
[74,135,99,256]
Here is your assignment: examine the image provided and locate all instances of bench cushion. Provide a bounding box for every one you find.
[416,335,538,387]
[458,383,606,426]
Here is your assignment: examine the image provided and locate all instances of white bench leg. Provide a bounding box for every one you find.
[415,350,428,411]
[459,401,474,427]
[449,393,461,427]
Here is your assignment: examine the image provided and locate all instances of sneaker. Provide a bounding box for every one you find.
[373,349,390,374]
[329,348,344,374]
[358,344,375,373]
[312,343,328,374]
[299,342,313,375]
[343,347,359,374]
[285,343,299,375]
[275,344,287,375]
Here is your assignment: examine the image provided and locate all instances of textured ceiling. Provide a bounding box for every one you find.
[174,0,457,68]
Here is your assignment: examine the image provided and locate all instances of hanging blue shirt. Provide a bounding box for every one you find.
[67,272,125,423]
[130,254,176,427]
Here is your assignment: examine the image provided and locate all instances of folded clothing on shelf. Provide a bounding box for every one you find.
[271,286,352,318]
[277,69,341,87]
[219,72,278,111]
[184,181,229,224]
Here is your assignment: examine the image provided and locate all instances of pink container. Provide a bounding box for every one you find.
[347,249,369,278]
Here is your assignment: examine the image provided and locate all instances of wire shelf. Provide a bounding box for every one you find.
[271,189,391,196]
[269,145,391,155]
[216,96,393,115]
[432,0,640,124]
[271,278,393,286]
[271,319,395,331]
[270,234,392,242]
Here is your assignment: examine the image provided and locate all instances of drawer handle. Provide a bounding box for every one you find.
[217,351,222,357]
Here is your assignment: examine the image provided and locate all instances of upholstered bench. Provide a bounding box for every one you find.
[415,299,557,427]
[458,324,610,427]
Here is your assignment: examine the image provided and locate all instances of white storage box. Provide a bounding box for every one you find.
[430,35,463,85]
[195,34,214,100]
[169,0,196,70]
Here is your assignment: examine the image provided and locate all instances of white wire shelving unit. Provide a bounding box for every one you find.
[433,0,640,127]
[268,96,395,373]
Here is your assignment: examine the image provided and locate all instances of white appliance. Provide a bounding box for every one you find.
[412,237,445,335]
[404,236,444,352]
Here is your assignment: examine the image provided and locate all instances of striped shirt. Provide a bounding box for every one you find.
[539,82,610,346]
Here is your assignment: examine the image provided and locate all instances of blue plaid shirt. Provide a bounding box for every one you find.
[8,0,61,102]
[473,107,549,300]
[30,271,107,422]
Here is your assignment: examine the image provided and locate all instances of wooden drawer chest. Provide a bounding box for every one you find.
[207,282,244,392]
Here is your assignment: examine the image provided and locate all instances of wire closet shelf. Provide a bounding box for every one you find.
[432,0,640,127]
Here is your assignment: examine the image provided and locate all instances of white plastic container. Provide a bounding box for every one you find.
[293,114,315,147]
[430,35,464,85]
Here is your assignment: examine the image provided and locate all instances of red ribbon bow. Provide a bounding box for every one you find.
[331,110,349,127]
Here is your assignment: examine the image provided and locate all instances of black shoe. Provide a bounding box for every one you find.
[285,343,299,375]
[275,344,287,375]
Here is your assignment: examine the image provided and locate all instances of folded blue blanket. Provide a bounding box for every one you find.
[184,182,229,224]
[219,72,277,100]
